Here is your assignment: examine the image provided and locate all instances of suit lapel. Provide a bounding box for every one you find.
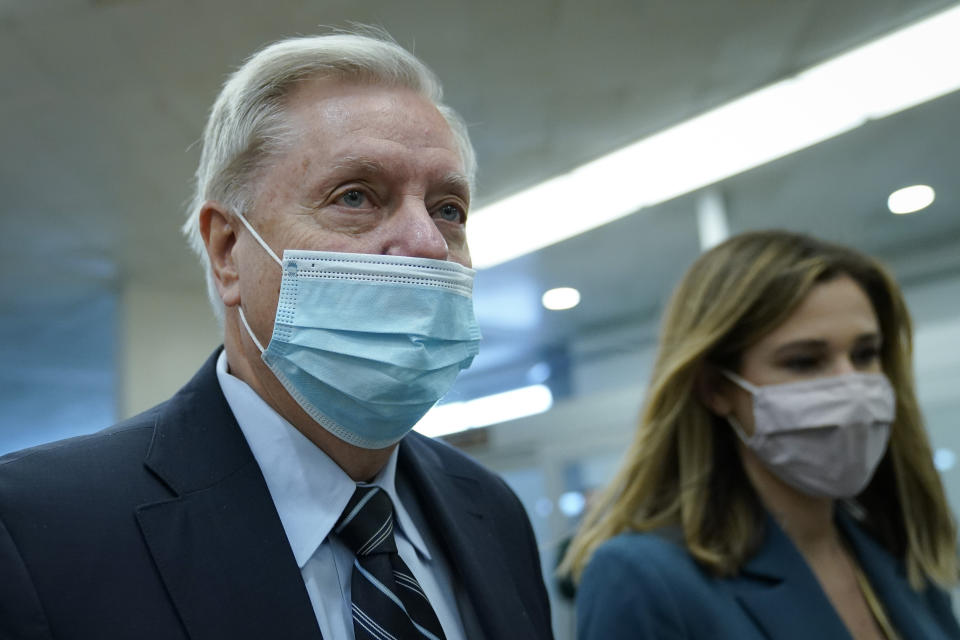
[135,352,321,640]
[726,516,852,640]
[398,436,542,640]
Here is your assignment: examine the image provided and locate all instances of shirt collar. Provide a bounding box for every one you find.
[215,350,431,567]
[371,442,432,563]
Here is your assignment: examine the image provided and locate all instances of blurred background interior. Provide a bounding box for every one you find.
[2,0,959,636]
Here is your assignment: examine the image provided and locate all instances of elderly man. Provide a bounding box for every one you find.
[0,34,553,640]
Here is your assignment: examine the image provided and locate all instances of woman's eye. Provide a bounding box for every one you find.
[437,203,464,223]
[852,346,881,366]
[784,356,819,372]
[339,190,367,208]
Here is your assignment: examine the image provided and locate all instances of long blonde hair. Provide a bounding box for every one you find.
[563,230,957,589]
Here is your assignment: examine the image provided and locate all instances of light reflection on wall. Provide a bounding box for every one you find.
[0,291,116,455]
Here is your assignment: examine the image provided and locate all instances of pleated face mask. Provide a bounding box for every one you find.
[235,213,481,449]
[722,369,895,498]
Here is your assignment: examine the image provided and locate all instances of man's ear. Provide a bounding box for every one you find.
[695,364,734,417]
[199,201,241,308]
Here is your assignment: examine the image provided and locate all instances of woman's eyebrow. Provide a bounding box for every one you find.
[773,339,828,356]
[772,332,882,357]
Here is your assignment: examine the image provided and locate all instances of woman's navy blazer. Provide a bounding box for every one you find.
[578,512,960,639]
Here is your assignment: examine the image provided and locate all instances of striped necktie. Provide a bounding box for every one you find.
[334,484,447,640]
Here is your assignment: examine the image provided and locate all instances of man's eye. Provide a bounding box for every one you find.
[339,190,367,208]
[437,203,464,223]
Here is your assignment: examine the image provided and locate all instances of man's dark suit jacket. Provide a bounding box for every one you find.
[0,351,554,640]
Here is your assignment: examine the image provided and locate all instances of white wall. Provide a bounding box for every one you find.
[119,282,222,418]
[907,277,960,519]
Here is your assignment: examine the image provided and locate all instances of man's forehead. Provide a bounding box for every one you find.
[285,77,435,127]
[283,78,456,144]
[272,84,465,188]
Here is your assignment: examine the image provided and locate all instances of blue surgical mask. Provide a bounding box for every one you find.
[234,213,481,449]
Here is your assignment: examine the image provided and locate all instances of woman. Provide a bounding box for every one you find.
[564,231,959,639]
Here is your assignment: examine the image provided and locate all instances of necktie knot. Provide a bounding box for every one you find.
[334,484,397,556]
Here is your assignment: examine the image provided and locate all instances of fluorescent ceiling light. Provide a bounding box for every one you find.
[541,286,581,310]
[468,5,960,268]
[887,184,935,214]
[414,384,553,438]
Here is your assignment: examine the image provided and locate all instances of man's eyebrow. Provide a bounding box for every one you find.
[437,172,471,199]
[328,158,470,197]
[329,156,387,174]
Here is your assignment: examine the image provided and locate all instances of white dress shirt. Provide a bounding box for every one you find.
[216,351,466,640]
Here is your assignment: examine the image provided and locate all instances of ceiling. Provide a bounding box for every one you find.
[2,0,959,420]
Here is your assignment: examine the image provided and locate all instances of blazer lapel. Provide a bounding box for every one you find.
[839,513,960,640]
[398,436,542,640]
[726,516,852,640]
[134,352,321,640]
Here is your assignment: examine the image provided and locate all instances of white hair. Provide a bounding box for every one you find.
[182,32,477,325]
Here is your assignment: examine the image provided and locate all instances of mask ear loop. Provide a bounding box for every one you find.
[725,414,752,444]
[238,307,265,354]
[234,211,283,266]
[719,369,758,443]
[233,211,282,354]
[721,369,759,394]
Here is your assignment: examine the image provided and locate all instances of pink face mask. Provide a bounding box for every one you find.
[722,370,896,499]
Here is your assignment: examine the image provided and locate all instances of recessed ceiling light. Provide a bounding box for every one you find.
[887,184,935,214]
[934,448,956,472]
[558,491,587,517]
[526,362,552,384]
[541,287,581,310]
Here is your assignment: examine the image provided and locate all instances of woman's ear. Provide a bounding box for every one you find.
[695,364,735,417]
